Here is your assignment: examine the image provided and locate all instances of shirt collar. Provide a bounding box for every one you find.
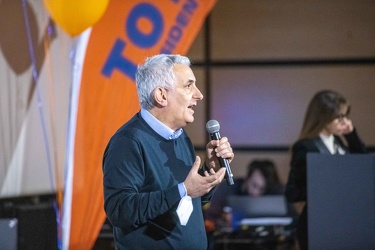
[140,109,183,140]
[319,133,335,154]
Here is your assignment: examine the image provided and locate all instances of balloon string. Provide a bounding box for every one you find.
[43,18,62,205]
[21,1,61,249]
[44,18,64,250]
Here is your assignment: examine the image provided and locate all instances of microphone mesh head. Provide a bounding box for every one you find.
[206,120,220,133]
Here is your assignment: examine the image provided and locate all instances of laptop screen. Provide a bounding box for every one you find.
[227,195,288,218]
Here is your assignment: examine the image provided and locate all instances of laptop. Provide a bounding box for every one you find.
[228,195,288,217]
[227,195,292,226]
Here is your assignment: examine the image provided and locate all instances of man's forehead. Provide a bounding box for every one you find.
[173,64,196,81]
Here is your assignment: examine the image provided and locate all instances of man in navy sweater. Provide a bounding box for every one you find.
[103,54,234,249]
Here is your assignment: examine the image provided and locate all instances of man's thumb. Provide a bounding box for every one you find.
[192,156,201,172]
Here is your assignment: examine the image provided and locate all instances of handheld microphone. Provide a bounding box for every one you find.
[206,120,234,186]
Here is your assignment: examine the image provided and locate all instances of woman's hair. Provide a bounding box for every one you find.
[299,89,350,140]
[135,54,191,110]
[246,159,282,194]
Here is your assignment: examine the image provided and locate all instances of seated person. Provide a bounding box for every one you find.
[204,159,285,232]
[204,159,297,249]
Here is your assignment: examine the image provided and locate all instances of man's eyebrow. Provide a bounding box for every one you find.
[184,79,195,85]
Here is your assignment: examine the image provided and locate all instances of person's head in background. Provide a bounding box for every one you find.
[242,159,282,196]
[299,89,352,140]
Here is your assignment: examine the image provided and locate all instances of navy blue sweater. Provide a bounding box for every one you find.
[103,113,212,249]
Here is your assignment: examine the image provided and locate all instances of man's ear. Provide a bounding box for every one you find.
[154,87,168,107]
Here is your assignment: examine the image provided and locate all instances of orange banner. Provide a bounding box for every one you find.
[69,0,216,249]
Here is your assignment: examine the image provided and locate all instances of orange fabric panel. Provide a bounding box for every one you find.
[69,0,216,249]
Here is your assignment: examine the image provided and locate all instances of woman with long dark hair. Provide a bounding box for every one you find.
[285,89,367,249]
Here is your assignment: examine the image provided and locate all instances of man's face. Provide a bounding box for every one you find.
[164,64,203,130]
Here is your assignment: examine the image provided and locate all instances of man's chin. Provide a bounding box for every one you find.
[185,117,194,125]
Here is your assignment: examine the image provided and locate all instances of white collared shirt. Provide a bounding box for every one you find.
[140,109,183,140]
[319,133,345,155]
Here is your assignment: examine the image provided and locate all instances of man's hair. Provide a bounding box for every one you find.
[135,54,191,110]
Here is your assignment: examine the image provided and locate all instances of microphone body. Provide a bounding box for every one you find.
[206,120,234,186]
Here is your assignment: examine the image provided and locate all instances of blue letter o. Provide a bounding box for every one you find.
[126,3,164,48]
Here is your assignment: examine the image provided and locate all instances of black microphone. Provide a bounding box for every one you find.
[206,120,234,186]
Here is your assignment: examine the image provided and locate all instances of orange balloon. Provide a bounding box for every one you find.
[43,0,109,36]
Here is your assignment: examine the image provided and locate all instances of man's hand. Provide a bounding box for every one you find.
[184,156,226,198]
[205,137,234,171]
